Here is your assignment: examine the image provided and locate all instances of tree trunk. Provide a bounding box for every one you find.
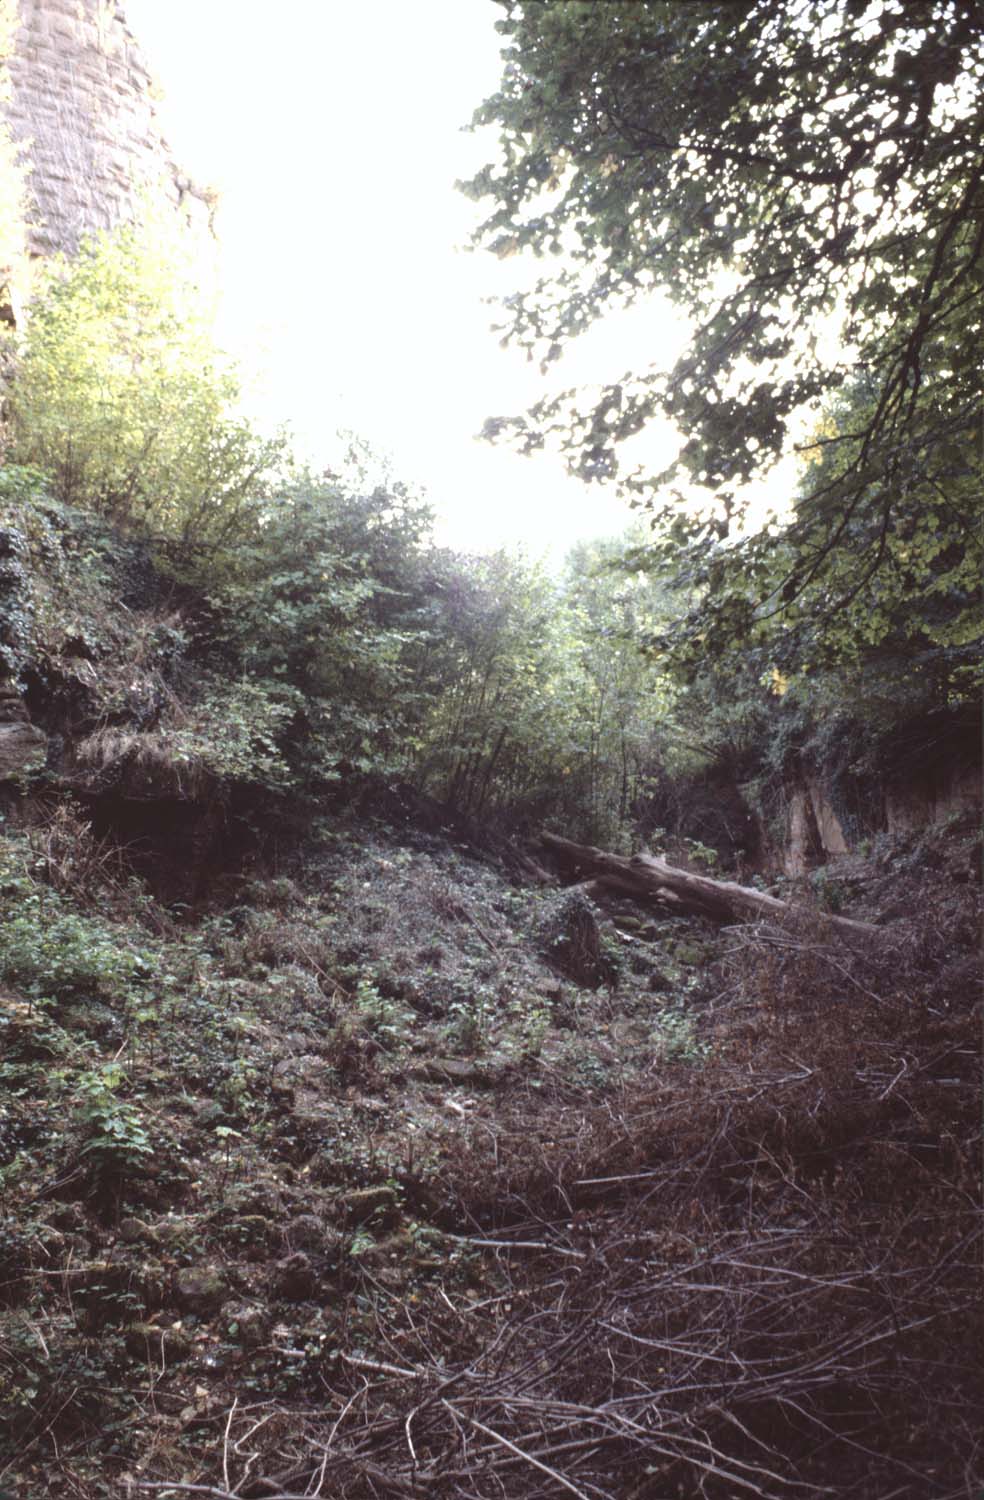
[540,832,877,938]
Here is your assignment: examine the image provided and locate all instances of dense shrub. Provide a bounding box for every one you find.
[4,219,283,544]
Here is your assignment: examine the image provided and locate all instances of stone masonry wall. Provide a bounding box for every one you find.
[3,0,211,259]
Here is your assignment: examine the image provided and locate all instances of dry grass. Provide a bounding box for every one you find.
[74,722,209,798]
[21,799,127,896]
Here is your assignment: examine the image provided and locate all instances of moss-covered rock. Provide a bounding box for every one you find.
[173,1264,229,1316]
[282,1213,327,1253]
[220,1300,270,1350]
[215,1214,277,1258]
[339,1185,399,1226]
[117,1217,160,1247]
[221,1180,284,1218]
[0,720,45,779]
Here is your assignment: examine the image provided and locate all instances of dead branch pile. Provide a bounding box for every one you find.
[143,885,982,1500]
[182,1207,976,1500]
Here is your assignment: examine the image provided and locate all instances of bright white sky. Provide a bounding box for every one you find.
[125,0,692,560]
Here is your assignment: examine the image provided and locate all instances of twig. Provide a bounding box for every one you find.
[340,1353,424,1380]
[444,1403,597,1500]
[323,1383,365,1451]
[447,1234,586,1259]
[134,1486,246,1499]
[222,1399,237,1493]
[404,1407,418,1468]
[135,1485,312,1500]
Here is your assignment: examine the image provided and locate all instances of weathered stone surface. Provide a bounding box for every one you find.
[886,765,982,832]
[2,0,214,265]
[220,1299,270,1350]
[406,1057,497,1087]
[173,1263,228,1316]
[273,1054,326,1087]
[118,1216,159,1247]
[221,1180,284,1218]
[271,1053,328,1107]
[785,763,981,874]
[0,687,28,723]
[0,720,46,778]
[215,1214,277,1259]
[283,1213,326,1253]
[340,1185,399,1226]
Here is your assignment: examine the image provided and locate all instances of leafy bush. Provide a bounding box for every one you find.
[0,838,152,1006]
[4,219,283,544]
[74,1064,153,1186]
[198,471,437,786]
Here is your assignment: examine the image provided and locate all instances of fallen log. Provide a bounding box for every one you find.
[541,832,878,938]
[581,874,685,910]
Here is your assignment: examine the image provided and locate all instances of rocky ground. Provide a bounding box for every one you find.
[0,805,980,1498]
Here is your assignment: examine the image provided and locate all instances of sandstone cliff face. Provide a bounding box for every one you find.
[781,737,981,875]
[3,0,211,260]
[0,682,45,775]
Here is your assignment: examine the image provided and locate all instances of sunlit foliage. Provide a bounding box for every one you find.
[4,219,283,544]
[465,0,983,676]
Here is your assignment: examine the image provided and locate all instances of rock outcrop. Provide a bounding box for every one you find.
[0,680,45,776]
[3,0,212,262]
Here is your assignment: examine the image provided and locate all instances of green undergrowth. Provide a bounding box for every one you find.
[0,807,716,1495]
[0,777,977,1498]
[0,809,979,1496]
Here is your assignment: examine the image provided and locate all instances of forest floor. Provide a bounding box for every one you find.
[0,801,980,1499]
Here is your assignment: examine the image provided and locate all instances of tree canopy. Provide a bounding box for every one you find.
[464,0,983,676]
